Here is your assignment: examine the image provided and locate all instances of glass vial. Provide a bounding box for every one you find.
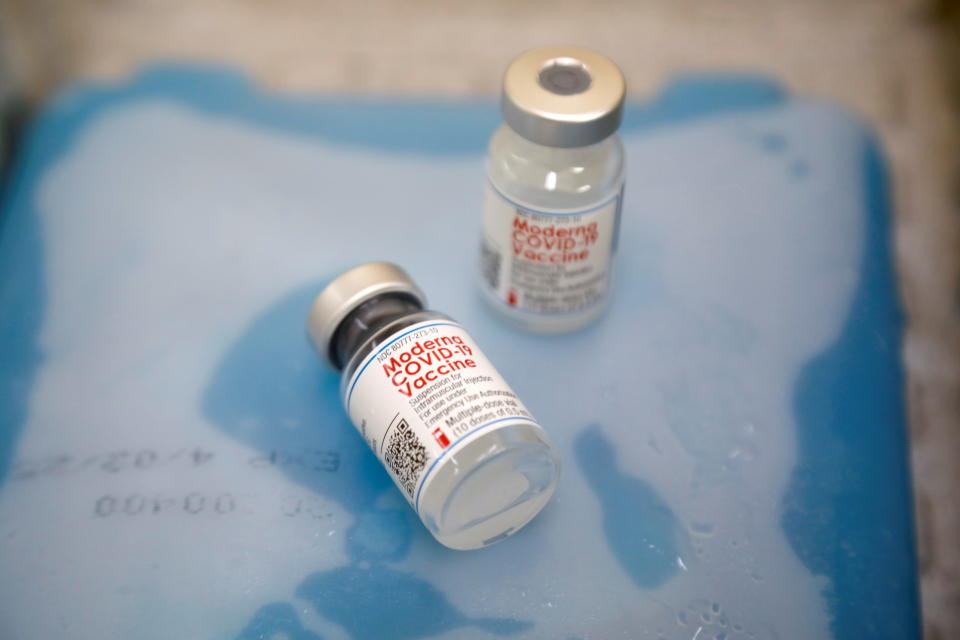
[480,46,627,333]
[307,262,561,550]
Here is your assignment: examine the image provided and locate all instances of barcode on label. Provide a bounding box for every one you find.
[383,419,429,497]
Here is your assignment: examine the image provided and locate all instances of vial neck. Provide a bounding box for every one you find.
[500,123,616,162]
[330,293,424,369]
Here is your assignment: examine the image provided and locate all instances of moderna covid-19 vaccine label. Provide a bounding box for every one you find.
[480,182,622,315]
[343,320,538,509]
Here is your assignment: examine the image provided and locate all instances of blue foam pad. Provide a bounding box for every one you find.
[0,66,919,639]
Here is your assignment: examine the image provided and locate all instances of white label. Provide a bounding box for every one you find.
[344,320,537,511]
[480,181,622,314]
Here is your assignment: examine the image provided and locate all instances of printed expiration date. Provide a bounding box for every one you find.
[10,446,340,481]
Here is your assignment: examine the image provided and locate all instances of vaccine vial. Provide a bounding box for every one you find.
[480,46,626,333]
[307,262,561,550]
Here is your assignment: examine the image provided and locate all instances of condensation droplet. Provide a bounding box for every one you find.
[790,159,810,179]
[760,132,787,153]
[728,441,758,463]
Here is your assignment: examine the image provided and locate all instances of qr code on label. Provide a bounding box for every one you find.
[480,239,501,290]
[384,419,429,497]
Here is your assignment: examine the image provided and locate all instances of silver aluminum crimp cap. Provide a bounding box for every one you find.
[501,46,626,148]
[307,262,427,368]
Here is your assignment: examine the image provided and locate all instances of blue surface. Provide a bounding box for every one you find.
[0,66,919,639]
[782,140,916,638]
[575,425,685,589]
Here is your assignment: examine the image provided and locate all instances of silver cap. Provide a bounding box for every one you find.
[501,46,625,148]
[307,262,427,367]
